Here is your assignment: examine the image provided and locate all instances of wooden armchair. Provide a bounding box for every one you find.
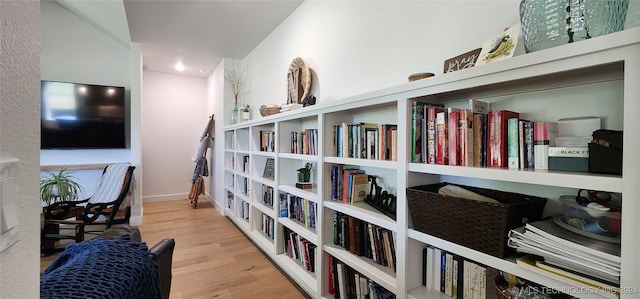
[42,164,136,252]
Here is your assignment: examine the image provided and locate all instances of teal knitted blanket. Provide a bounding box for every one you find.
[40,235,161,299]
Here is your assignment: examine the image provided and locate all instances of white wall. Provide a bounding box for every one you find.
[242,1,521,107]
[40,0,133,166]
[141,71,210,202]
[208,59,226,212]
[39,1,146,222]
[0,1,41,298]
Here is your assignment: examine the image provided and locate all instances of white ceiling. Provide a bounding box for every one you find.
[57,0,304,78]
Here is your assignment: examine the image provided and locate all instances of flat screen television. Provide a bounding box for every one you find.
[41,81,126,149]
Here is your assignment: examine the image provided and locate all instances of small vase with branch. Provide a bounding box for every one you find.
[224,61,247,124]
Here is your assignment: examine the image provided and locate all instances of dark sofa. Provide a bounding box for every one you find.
[40,225,175,299]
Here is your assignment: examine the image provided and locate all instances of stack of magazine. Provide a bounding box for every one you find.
[507,217,620,299]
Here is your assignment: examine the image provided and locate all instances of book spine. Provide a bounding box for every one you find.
[459,109,474,166]
[469,99,489,114]
[523,120,534,169]
[487,110,520,167]
[445,252,453,296]
[534,122,558,169]
[473,113,482,167]
[427,107,444,164]
[433,248,442,291]
[507,117,520,169]
[436,112,448,165]
[448,109,459,166]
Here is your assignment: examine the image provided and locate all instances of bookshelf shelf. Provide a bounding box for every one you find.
[222,27,640,299]
[279,185,319,203]
[274,254,318,293]
[251,230,275,252]
[279,217,318,245]
[279,152,319,161]
[324,201,396,232]
[325,243,397,294]
[408,163,623,193]
[324,157,398,170]
[253,200,275,218]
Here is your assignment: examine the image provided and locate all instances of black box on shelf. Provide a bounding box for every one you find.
[407,183,547,258]
[549,156,588,172]
[589,129,622,175]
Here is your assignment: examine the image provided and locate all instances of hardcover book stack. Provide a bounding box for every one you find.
[259,129,275,152]
[279,192,317,230]
[291,129,318,155]
[283,226,317,273]
[328,255,396,299]
[422,245,499,299]
[261,185,274,208]
[329,165,370,203]
[333,122,398,161]
[333,211,397,272]
[260,213,275,240]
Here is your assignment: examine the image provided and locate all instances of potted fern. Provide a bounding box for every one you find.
[40,168,84,207]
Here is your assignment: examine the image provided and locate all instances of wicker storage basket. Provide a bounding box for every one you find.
[407,183,547,258]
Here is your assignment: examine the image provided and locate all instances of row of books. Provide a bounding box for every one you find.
[328,255,395,299]
[333,122,398,161]
[290,129,318,155]
[226,190,234,209]
[422,245,499,299]
[329,165,370,203]
[282,226,317,273]
[240,200,249,221]
[279,193,317,230]
[259,130,275,152]
[260,213,275,240]
[261,184,274,208]
[333,211,396,271]
[241,155,249,173]
[240,177,249,195]
[411,99,565,169]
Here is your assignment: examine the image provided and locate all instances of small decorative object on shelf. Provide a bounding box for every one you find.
[476,23,523,66]
[302,95,316,107]
[519,0,629,53]
[259,104,280,117]
[364,175,396,220]
[443,48,481,73]
[287,57,311,105]
[408,72,434,82]
[229,103,239,125]
[297,162,312,183]
[224,61,247,125]
[240,104,251,122]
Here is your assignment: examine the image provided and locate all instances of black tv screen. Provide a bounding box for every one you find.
[41,81,126,149]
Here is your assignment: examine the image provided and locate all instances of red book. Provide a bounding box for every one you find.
[459,109,474,166]
[448,108,459,166]
[436,111,448,165]
[487,110,520,167]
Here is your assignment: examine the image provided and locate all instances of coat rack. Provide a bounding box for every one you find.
[188,114,214,208]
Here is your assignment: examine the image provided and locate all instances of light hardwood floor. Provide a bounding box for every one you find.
[41,199,310,299]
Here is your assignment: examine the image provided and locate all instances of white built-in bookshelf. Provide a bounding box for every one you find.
[222,27,640,299]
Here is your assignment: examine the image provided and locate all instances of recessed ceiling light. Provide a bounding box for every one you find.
[175,62,185,72]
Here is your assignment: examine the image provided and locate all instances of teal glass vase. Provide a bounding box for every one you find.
[520,0,629,53]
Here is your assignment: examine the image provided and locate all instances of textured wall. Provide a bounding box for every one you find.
[0,1,41,298]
